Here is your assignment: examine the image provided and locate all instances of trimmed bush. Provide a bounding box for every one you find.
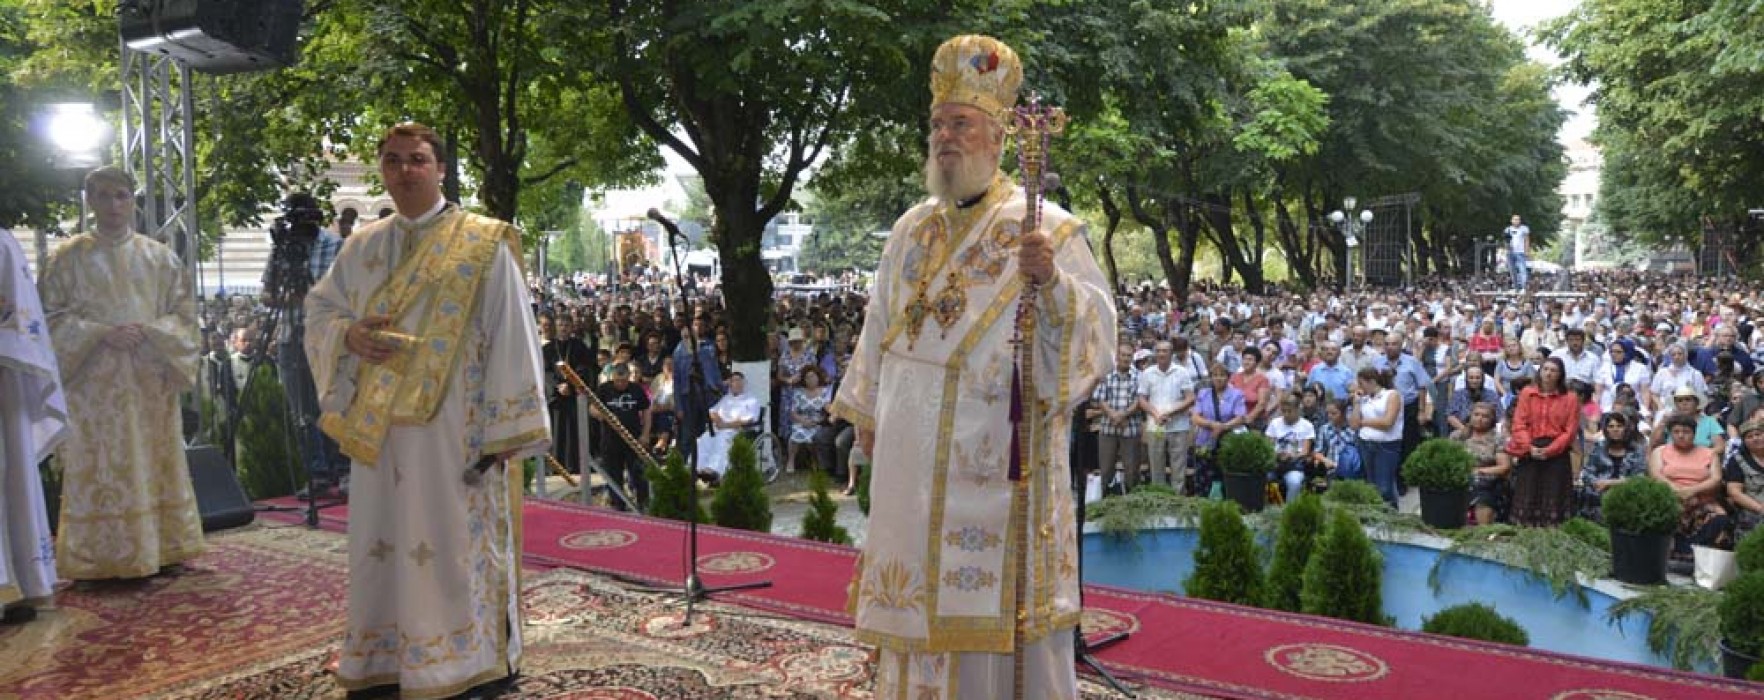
[237,365,297,500]
[1421,602,1530,646]
[1719,573,1764,657]
[1401,438,1476,491]
[1602,478,1679,535]
[800,470,853,544]
[646,450,708,523]
[1265,493,1326,612]
[1300,509,1388,626]
[1737,527,1764,574]
[1216,431,1275,477]
[1561,517,1612,552]
[1182,500,1264,605]
[1324,480,1387,508]
[711,434,773,532]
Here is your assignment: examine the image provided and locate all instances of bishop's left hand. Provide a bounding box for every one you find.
[1019,232,1054,286]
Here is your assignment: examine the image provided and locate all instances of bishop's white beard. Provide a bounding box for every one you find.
[924,148,999,203]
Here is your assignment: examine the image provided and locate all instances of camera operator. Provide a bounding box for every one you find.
[263,192,347,497]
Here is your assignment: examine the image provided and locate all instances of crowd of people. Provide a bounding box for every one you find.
[528,268,870,509]
[1080,269,1764,566]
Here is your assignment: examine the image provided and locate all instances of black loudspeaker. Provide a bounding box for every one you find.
[186,445,255,532]
[120,0,304,75]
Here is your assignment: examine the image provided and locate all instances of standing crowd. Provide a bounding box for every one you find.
[1078,270,1764,566]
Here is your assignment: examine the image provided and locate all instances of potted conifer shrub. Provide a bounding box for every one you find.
[1601,477,1678,585]
[1421,602,1530,646]
[800,470,853,544]
[646,450,708,523]
[1401,438,1476,530]
[1264,493,1325,612]
[1718,573,1764,679]
[711,433,773,532]
[1216,431,1274,513]
[1183,500,1265,605]
[1300,509,1389,625]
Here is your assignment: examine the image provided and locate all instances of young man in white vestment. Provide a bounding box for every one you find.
[0,228,69,623]
[829,35,1116,699]
[306,122,550,700]
[39,166,204,581]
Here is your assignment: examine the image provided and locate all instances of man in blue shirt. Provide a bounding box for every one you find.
[1305,341,1354,402]
[672,313,724,466]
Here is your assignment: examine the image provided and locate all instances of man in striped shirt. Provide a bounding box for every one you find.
[1090,344,1144,493]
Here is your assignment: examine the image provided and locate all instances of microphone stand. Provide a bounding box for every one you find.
[646,208,771,628]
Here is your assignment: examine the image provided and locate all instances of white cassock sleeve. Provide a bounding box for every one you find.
[477,243,551,460]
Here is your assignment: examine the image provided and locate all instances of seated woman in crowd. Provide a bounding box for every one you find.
[1576,411,1648,523]
[1191,363,1249,496]
[1231,347,1273,429]
[1453,402,1511,526]
[786,366,833,473]
[1648,413,1732,558]
[1447,365,1503,434]
[1725,418,1764,539]
[1312,399,1362,482]
[1265,395,1315,504]
[1650,386,1726,452]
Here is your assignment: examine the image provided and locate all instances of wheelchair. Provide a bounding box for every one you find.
[699,406,784,485]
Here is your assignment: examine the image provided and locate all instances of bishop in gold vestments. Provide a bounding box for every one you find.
[831,35,1117,699]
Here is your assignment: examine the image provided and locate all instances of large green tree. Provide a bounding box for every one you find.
[1543,0,1764,249]
[599,0,992,361]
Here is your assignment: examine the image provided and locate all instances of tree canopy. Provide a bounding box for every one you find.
[1543,0,1764,246]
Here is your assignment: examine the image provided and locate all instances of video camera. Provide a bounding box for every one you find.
[262,192,325,307]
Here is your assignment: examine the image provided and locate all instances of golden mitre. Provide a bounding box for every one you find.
[929,35,1023,117]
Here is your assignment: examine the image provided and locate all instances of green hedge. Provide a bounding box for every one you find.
[1401,438,1475,491]
[1216,431,1275,477]
[800,470,853,544]
[646,450,708,523]
[1602,478,1679,535]
[1422,602,1530,646]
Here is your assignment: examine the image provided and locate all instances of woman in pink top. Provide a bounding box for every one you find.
[1648,413,1732,559]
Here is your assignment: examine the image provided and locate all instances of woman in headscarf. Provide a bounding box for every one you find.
[1602,338,1651,414]
[1648,342,1708,416]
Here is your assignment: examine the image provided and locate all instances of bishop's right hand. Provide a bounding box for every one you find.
[345,315,399,364]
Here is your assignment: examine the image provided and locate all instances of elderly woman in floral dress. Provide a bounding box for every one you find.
[1453,402,1511,526]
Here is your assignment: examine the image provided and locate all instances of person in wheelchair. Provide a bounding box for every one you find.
[696,372,762,480]
[1264,395,1316,504]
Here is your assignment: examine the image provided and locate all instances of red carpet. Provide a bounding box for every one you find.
[262,496,1764,699]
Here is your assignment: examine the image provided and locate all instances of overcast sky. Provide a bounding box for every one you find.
[1488,0,1594,143]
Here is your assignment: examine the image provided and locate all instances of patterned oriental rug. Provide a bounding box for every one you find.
[0,525,1190,700]
[260,496,1764,700]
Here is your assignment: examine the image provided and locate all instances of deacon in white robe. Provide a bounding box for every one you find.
[39,166,204,581]
[0,229,69,622]
[831,36,1115,699]
[695,372,762,478]
[306,123,549,700]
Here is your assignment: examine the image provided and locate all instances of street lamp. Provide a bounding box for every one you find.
[1328,198,1374,288]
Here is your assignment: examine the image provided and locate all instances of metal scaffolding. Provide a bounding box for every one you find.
[118,45,200,283]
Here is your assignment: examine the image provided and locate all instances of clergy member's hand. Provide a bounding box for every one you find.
[1019,232,1054,286]
[103,323,146,350]
[346,315,399,364]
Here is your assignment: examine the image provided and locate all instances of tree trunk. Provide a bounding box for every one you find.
[1098,185,1123,293]
[1126,186,1183,300]
[444,128,464,205]
[1171,201,1201,302]
[1202,192,1261,294]
[708,188,775,363]
[1271,185,1317,289]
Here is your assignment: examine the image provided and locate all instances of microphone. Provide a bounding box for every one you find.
[461,454,501,487]
[648,208,685,247]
